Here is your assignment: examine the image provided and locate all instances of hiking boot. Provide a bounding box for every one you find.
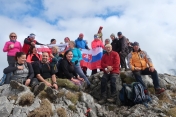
[98,99,106,104]
[10,80,24,91]
[107,97,115,103]
[33,82,45,96]
[45,87,57,100]
[155,88,165,94]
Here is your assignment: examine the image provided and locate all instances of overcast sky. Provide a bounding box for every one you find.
[0,0,176,75]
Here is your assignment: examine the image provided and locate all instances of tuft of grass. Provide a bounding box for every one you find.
[167,107,176,117]
[148,86,155,95]
[108,105,117,111]
[120,72,127,80]
[56,79,79,91]
[157,92,171,106]
[120,72,136,84]
[65,92,79,105]
[19,93,34,106]
[28,99,53,117]
[57,107,67,117]
[8,95,18,101]
[68,105,76,112]
[57,90,65,98]
[77,92,83,101]
[38,90,51,101]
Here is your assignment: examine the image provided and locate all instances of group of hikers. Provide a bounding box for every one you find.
[2,27,165,105]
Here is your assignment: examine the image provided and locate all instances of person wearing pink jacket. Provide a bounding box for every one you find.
[91,34,104,75]
[3,32,22,65]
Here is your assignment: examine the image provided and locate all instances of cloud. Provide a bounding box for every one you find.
[0,0,176,75]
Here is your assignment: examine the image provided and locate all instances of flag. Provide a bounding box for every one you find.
[35,45,51,54]
[47,44,68,52]
[80,47,103,70]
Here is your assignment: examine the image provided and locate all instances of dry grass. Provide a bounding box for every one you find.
[65,92,79,104]
[120,72,136,84]
[68,105,76,112]
[57,107,67,117]
[57,90,65,98]
[8,95,18,101]
[148,86,155,95]
[157,92,171,106]
[19,93,34,106]
[28,99,53,117]
[167,107,176,117]
[56,79,79,91]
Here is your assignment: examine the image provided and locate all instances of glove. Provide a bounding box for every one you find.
[75,60,78,65]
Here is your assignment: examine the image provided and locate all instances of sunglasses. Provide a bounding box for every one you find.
[10,36,16,38]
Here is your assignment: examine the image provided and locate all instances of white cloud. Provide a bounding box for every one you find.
[0,0,176,75]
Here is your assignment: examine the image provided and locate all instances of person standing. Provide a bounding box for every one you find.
[3,32,22,65]
[75,33,90,50]
[117,32,129,71]
[91,34,104,75]
[22,33,43,55]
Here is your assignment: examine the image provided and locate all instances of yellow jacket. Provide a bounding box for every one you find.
[127,49,154,71]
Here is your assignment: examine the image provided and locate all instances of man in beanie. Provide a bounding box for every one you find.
[117,32,129,71]
[127,42,165,94]
[75,33,90,50]
[110,33,120,53]
[22,33,43,55]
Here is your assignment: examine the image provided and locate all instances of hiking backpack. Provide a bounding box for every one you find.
[119,82,151,107]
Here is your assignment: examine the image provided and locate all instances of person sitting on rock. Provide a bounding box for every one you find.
[26,46,42,64]
[32,52,58,100]
[3,52,45,96]
[68,41,91,87]
[58,50,85,89]
[127,42,165,94]
[99,44,121,104]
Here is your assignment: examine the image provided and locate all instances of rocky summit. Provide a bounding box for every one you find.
[1,71,176,117]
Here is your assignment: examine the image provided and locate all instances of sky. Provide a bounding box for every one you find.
[0,0,176,75]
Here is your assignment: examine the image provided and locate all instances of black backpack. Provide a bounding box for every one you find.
[119,82,151,107]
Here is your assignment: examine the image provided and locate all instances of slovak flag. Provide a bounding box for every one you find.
[35,45,51,54]
[80,47,103,70]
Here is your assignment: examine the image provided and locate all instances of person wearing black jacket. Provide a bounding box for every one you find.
[32,52,58,100]
[110,33,120,53]
[117,32,129,71]
[58,50,84,86]
[3,52,45,96]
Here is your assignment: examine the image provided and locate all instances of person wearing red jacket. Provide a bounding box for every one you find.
[91,34,104,75]
[98,44,122,104]
[22,33,43,55]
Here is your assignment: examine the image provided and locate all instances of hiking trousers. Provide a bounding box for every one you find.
[133,68,160,89]
[119,52,127,69]
[101,73,122,98]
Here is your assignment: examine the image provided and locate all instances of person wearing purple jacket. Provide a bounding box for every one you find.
[3,32,22,65]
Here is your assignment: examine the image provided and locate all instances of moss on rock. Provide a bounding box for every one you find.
[65,92,79,105]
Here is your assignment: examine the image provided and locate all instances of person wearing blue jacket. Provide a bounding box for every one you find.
[75,33,89,49]
[69,41,91,86]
